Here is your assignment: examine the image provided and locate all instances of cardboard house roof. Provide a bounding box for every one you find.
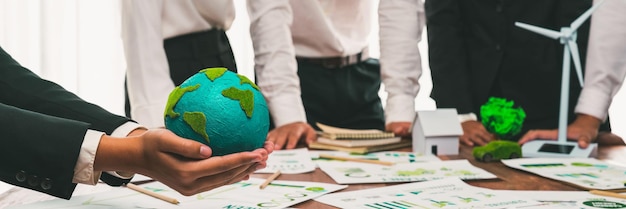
[416,108,463,137]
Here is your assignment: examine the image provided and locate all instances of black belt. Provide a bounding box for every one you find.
[297,52,365,69]
[163,29,231,60]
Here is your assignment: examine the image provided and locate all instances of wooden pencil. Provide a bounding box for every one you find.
[126,183,180,205]
[610,188,626,193]
[590,190,626,200]
[318,154,395,166]
[259,170,282,189]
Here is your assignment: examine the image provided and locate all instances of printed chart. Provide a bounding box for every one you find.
[498,190,626,209]
[8,178,346,209]
[317,159,497,184]
[256,148,317,174]
[310,151,442,164]
[315,178,542,209]
[502,158,626,190]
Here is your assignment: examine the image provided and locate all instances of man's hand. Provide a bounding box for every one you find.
[266,122,317,150]
[459,121,496,146]
[95,129,273,196]
[518,114,602,148]
[386,122,412,137]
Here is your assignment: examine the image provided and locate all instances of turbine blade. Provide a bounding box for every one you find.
[514,22,562,40]
[570,0,606,32]
[567,40,584,87]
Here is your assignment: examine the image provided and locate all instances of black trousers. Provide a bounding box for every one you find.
[297,58,385,131]
[125,29,237,117]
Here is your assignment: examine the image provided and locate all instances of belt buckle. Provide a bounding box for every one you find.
[323,57,348,69]
[300,52,363,69]
[328,53,361,68]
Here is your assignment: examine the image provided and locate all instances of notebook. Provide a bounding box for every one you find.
[316,137,402,147]
[308,139,412,154]
[316,123,395,140]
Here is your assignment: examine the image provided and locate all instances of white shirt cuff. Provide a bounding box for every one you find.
[575,86,611,122]
[73,122,145,184]
[385,94,417,123]
[72,130,104,185]
[458,112,478,123]
[267,95,307,127]
[111,122,145,137]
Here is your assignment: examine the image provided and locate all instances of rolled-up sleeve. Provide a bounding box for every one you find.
[575,0,626,121]
[379,0,425,123]
[247,0,306,127]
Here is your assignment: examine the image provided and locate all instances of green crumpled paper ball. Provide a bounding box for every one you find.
[480,97,526,140]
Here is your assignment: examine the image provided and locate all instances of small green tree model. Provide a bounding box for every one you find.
[480,97,526,140]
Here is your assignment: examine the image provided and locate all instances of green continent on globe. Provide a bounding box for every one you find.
[222,87,255,118]
[480,97,526,140]
[237,74,260,91]
[164,84,200,119]
[164,67,270,156]
[183,112,209,142]
[202,67,227,81]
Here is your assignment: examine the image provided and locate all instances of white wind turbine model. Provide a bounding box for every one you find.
[516,0,605,158]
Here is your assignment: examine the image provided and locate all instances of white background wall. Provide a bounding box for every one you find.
[0,0,623,139]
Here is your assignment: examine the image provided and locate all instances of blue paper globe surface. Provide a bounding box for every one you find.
[164,68,269,156]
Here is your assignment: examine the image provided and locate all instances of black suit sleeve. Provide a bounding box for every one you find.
[425,0,475,114]
[0,46,132,199]
[0,103,87,199]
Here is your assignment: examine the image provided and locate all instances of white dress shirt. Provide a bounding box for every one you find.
[121,0,235,128]
[248,0,424,127]
[73,122,144,185]
[575,0,626,121]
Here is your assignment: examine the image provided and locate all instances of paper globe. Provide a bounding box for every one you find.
[164,67,269,156]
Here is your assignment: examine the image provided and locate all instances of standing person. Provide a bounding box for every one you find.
[0,46,272,199]
[248,0,425,149]
[121,0,238,128]
[519,0,626,148]
[425,0,616,146]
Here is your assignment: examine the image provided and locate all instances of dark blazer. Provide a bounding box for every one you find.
[0,46,131,199]
[426,0,609,139]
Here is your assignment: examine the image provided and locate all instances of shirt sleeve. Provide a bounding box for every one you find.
[247,0,307,127]
[121,0,172,128]
[72,122,145,185]
[379,0,425,123]
[575,0,626,121]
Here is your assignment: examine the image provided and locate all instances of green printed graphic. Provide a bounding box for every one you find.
[397,168,435,176]
[521,163,566,168]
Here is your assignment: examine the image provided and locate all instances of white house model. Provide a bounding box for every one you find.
[412,108,462,155]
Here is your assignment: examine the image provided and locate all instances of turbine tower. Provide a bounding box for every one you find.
[515,0,605,144]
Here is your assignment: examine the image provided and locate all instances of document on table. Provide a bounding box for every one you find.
[0,181,14,195]
[255,148,317,174]
[315,178,542,209]
[317,159,497,184]
[502,158,626,190]
[498,190,626,209]
[310,150,442,165]
[8,178,347,209]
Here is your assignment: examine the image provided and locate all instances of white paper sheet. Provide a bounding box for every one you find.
[502,158,626,190]
[0,181,13,196]
[8,178,346,209]
[255,148,317,174]
[498,190,626,209]
[317,159,497,184]
[315,178,543,209]
[310,150,442,165]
